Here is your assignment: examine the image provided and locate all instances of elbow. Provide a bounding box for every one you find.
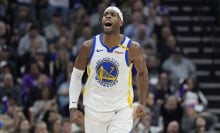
[137,68,148,78]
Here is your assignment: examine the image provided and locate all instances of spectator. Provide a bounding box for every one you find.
[0,100,25,133]
[147,54,161,86]
[17,24,47,59]
[0,73,21,105]
[73,26,92,57]
[153,72,176,106]
[29,87,54,123]
[17,119,31,133]
[132,24,154,48]
[124,11,144,38]
[160,95,183,132]
[181,105,200,133]
[51,119,62,133]
[42,110,62,133]
[16,0,36,20]
[145,92,163,130]
[57,73,70,117]
[167,121,180,133]
[47,0,69,24]
[162,47,196,88]
[146,8,161,33]
[0,45,17,82]
[13,6,36,37]
[43,12,62,43]
[49,48,69,88]
[179,78,208,110]
[160,35,177,63]
[34,121,48,133]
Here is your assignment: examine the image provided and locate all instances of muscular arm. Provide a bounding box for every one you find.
[129,42,149,105]
[69,40,92,109]
[74,40,92,70]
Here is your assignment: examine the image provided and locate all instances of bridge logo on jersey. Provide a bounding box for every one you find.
[95,57,119,87]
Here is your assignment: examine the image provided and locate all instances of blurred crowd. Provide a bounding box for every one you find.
[0,0,218,133]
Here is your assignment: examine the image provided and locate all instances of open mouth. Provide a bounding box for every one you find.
[104,21,113,27]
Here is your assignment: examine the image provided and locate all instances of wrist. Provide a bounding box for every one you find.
[69,102,77,109]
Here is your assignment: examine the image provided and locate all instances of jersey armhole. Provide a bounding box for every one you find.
[89,36,96,61]
[125,39,132,66]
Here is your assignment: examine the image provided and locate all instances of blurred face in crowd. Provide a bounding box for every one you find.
[147,55,159,69]
[196,117,206,133]
[35,122,48,133]
[146,93,154,106]
[19,7,29,18]
[166,35,176,49]
[140,112,152,128]
[161,15,170,26]
[32,38,42,50]
[149,8,157,19]
[82,26,92,39]
[52,119,62,133]
[29,29,38,39]
[173,52,182,62]
[133,0,144,12]
[48,111,58,124]
[167,121,180,133]
[137,24,147,39]
[62,120,72,133]
[57,36,67,49]
[20,119,31,132]
[0,21,6,36]
[132,11,143,25]
[159,72,169,85]
[3,73,13,88]
[52,15,62,25]
[30,63,39,76]
[161,26,172,40]
[166,96,177,110]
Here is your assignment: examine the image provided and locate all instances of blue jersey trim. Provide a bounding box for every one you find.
[121,34,126,44]
[89,36,96,61]
[99,33,126,53]
[125,39,132,66]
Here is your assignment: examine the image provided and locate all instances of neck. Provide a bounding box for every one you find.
[102,33,122,48]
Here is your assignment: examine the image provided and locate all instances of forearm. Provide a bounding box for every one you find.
[137,70,149,105]
[69,68,84,108]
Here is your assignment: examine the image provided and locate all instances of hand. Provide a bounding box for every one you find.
[133,105,146,119]
[70,108,84,127]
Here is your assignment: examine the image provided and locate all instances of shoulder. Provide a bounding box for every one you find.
[129,41,142,51]
[129,41,144,57]
[80,39,93,50]
[78,39,94,56]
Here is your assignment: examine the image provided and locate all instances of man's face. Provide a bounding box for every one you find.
[102,10,122,34]
[29,29,38,38]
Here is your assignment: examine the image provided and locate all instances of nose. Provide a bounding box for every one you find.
[105,13,111,19]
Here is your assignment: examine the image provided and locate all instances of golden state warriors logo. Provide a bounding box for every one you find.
[95,57,119,87]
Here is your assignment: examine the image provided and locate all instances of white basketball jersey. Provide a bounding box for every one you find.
[83,34,134,112]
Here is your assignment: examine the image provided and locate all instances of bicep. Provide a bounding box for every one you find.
[74,41,92,70]
[130,44,147,73]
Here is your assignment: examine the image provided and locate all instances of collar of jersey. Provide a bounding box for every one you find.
[99,33,126,53]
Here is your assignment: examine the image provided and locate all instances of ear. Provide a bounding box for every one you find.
[120,20,123,27]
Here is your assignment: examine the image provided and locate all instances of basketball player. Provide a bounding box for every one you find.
[69,6,149,133]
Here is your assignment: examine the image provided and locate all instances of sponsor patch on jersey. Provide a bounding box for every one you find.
[114,51,124,54]
[95,57,119,87]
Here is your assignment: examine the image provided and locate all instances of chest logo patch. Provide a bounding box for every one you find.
[95,57,119,87]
